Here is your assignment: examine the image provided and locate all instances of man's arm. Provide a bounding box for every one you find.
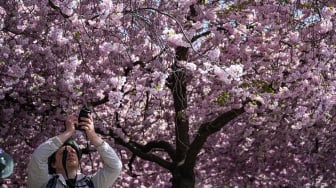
[27,115,76,188]
[80,114,122,187]
[27,136,63,188]
[92,141,123,187]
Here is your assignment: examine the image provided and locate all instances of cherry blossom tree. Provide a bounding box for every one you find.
[1,0,336,187]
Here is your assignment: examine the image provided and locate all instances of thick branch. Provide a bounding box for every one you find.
[166,61,190,164]
[129,140,176,160]
[95,128,174,171]
[184,107,245,168]
[116,137,174,171]
[47,0,71,18]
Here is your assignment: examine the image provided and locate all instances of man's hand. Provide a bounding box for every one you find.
[58,115,77,143]
[78,114,104,147]
[78,113,95,134]
[65,114,77,134]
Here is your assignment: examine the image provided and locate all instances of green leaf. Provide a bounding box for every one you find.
[216,92,230,106]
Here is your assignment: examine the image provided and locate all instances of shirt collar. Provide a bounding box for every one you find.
[54,173,86,185]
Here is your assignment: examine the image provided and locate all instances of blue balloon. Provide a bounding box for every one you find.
[0,149,14,179]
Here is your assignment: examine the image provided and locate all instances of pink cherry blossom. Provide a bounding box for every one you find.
[1,1,336,187]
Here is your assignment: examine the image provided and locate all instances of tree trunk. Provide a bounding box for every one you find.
[171,166,195,188]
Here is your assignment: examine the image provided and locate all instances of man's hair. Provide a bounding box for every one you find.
[47,138,82,174]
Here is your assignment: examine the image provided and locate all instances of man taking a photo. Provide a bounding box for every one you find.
[27,113,122,188]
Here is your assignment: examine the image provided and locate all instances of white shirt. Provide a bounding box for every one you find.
[27,136,122,188]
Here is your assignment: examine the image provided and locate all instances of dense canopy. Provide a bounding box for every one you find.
[1,0,336,187]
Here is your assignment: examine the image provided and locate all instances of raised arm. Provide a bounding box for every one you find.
[79,114,122,187]
[27,115,77,188]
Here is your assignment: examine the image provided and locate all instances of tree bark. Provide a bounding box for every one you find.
[171,166,195,188]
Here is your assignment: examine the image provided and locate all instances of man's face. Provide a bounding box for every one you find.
[52,145,79,173]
